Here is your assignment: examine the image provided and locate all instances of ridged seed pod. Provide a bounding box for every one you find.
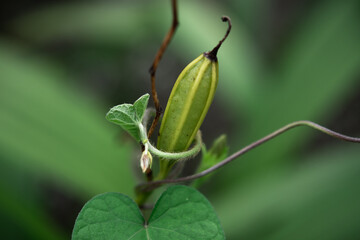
[158,54,218,152]
[157,17,231,175]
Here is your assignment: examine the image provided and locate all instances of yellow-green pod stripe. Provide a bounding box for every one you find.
[157,54,218,152]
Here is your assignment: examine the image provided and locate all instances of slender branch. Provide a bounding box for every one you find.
[147,0,179,138]
[136,120,360,192]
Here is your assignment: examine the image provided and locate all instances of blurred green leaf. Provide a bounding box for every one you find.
[10,1,149,45]
[214,144,360,239]
[0,40,135,198]
[219,0,360,186]
[10,0,262,111]
[9,0,172,48]
[0,182,66,240]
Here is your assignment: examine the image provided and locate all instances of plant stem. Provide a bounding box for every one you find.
[139,123,203,160]
[136,120,360,193]
[147,0,179,138]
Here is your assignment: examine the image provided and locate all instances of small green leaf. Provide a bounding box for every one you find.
[193,135,229,188]
[207,134,229,160]
[106,94,149,141]
[133,94,150,122]
[72,185,225,240]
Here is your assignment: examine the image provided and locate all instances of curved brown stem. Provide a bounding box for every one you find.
[136,120,360,193]
[147,0,179,138]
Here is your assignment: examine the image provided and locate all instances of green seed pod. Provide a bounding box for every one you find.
[158,54,217,152]
[157,16,231,175]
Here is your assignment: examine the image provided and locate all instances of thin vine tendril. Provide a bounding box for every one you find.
[136,120,360,193]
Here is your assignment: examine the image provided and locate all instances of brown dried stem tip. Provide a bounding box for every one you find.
[205,16,232,61]
[147,0,179,139]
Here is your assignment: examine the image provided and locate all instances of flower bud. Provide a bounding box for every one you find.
[140,150,153,173]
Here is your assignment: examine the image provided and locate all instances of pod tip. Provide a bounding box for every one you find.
[204,16,232,61]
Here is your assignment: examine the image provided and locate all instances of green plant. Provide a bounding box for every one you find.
[71,1,360,239]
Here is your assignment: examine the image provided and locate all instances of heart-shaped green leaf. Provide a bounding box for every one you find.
[72,185,225,240]
[106,94,149,141]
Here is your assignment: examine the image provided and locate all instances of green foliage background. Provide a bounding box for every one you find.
[0,0,359,239]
